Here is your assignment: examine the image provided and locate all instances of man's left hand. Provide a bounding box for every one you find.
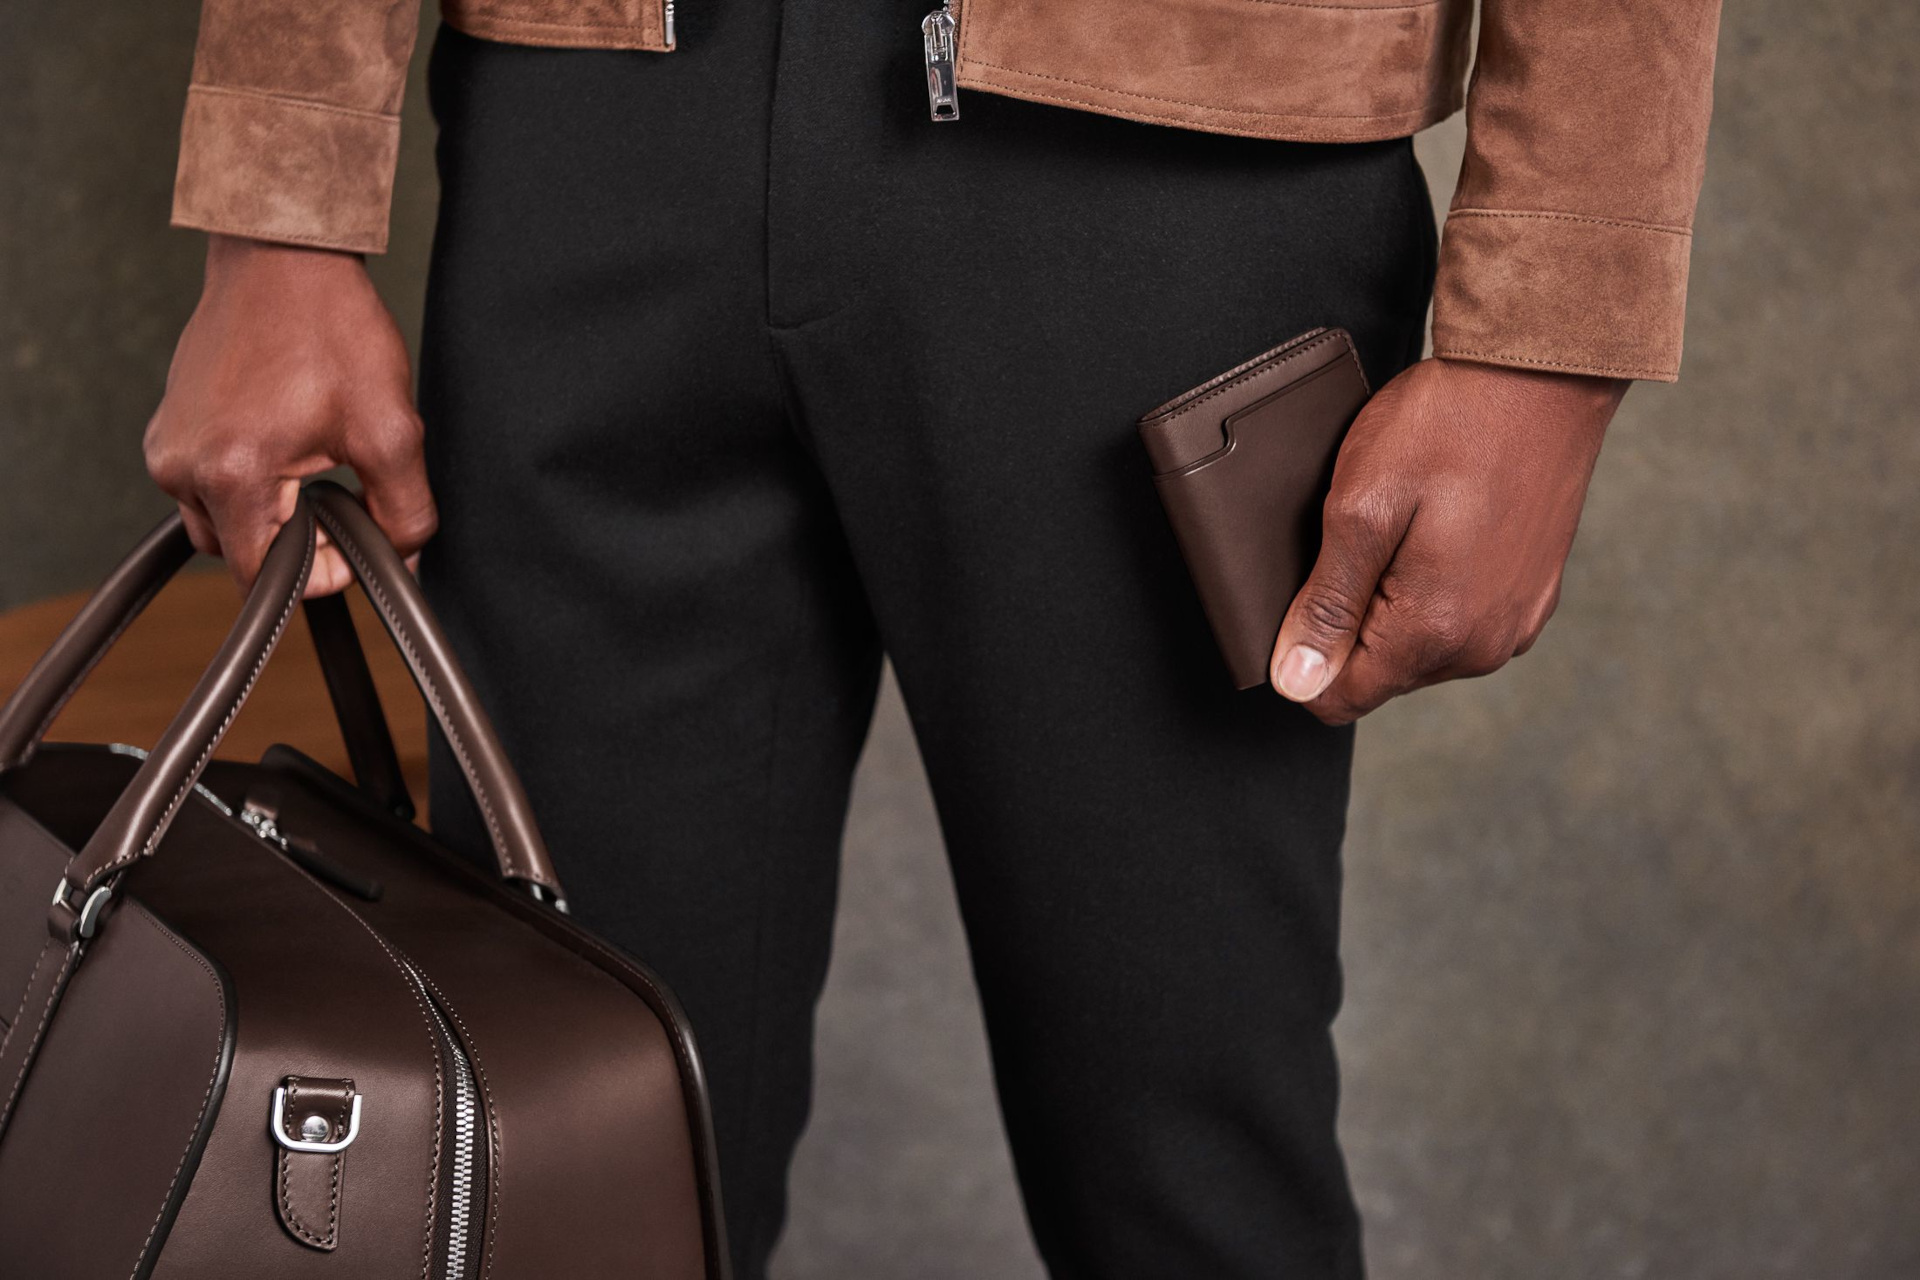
[1270,357,1627,724]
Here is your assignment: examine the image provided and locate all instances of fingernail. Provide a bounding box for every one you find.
[1275,645,1331,701]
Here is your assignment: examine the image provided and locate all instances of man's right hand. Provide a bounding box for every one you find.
[145,234,437,597]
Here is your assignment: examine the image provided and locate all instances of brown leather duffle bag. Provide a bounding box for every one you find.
[0,482,729,1279]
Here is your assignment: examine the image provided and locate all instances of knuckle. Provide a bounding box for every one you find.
[391,500,439,548]
[1460,640,1512,677]
[1312,701,1360,727]
[352,413,426,471]
[1417,606,1474,660]
[1323,489,1396,543]
[1298,589,1365,640]
[194,440,266,495]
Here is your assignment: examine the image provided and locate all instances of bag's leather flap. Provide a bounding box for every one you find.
[0,800,74,1027]
[0,898,233,1278]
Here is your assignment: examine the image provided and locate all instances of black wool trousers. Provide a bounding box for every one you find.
[417,4,1435,1275]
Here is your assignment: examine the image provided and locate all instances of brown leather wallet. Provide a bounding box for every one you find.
[1139,327,1371,689]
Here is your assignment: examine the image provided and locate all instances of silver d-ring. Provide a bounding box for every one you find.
[49,879,113,940]
[270,1087,362,1154]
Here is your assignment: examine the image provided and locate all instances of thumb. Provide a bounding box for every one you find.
[1271,493,1407,701]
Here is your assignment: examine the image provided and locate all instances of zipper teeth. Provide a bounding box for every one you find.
[402,961,480,1280]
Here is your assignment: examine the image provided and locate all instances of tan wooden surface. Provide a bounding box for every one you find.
[0,571,431,813]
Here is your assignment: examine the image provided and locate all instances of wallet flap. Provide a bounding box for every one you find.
[1138,327,1366,473]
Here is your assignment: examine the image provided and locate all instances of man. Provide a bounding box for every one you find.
[144,0,1722,1275]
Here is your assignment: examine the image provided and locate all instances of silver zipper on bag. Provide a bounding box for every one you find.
[400,960,484,1280]
[921,0,960,121]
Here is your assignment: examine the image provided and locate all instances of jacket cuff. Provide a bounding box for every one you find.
[1429,208,1695,383]
[171,85,400,255]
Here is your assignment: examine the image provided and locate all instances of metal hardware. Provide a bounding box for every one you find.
[50,878,113,940]
[300,1114,332,1143]
[107,743,233,816]
[663,0,675,48]
[270,1087,362,1154]
[921,2,960,122]
[399,959,482,1280]
[239,801,286,848]
[525,882,571,915]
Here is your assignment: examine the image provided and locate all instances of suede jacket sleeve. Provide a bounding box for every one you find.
[169,0,1722,381]
[171,0,423,254]
[1429,0,1724,382]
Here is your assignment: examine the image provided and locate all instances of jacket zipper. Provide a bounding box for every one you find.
[664,0,675,48]
[921,0,960,121]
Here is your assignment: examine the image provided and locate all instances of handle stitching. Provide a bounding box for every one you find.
[90,527,314,885]
[312,503,529,884]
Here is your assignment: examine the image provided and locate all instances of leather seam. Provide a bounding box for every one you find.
[0,942,70,1132]
[274,870,444,1279]
[1446,207,1693,237]
[1431,346,1677,380]
[312,505,527,884]
[960,58,1449,124]
[1154,331,1351,424]
[97,529,313,884]
[0,943,51,1063]
[187,82,399,126]
[128,914,229,1280]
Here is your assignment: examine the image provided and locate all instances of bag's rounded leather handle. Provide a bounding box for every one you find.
[0,514,198,769]
[6,486,565,929]
[304,480,562,897]
[54,497,321,910]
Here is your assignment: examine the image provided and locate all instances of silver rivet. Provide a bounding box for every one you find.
[299,1115,331,1143]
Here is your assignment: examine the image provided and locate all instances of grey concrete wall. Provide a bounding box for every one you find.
[3,4,1916,1278]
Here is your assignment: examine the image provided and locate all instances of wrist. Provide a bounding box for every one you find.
[204,233,366,284]
[1428,355,1627,434]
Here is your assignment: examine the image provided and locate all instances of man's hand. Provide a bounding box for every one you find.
[1271,357,1626,724]
[144,234,437,597]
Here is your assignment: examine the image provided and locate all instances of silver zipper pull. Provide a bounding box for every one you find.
[921,2,960,122]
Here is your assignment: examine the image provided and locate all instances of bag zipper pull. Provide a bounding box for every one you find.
[921,1,960,122]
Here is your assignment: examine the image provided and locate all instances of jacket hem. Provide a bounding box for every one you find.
[955,61,1461,142]
[441,7,670,52]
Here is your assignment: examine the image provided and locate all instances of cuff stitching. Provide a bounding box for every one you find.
[1446,207,1692,237]
[187,83,399,126]
[1432,346,1677,381]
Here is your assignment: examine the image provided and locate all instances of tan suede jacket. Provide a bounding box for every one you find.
[171,0,1722,382]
